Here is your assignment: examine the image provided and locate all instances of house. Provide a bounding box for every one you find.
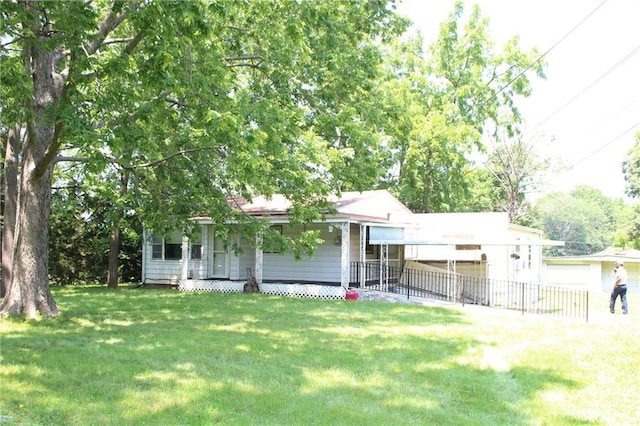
[140,190,415,297]
[141,191,561,299]
[542,248,640,293]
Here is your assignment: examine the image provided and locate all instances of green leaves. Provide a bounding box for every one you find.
[533,186,632,255]
[623,132,640,198]
[376,2,545,213]
[5,0,405,253]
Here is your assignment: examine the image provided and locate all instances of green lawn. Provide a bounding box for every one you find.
[1,287,638,425]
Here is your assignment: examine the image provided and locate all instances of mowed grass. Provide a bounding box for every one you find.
[1,287,639,425]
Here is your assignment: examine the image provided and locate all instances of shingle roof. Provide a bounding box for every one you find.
[193,190,414,225]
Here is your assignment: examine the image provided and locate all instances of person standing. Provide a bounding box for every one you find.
[609,261,628,314]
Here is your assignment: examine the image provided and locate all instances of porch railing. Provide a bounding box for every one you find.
[350,261,589,322]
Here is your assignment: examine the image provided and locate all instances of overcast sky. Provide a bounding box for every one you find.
[395,0,640,201]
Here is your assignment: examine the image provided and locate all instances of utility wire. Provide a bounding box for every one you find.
[590,97,640,131]
[488,0,608,107]
[480,0,609,153]
[477,0,640,202]
[535,44,640,128]
[536,119,640,191]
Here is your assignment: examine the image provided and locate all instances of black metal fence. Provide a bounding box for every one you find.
[350,261,589,322]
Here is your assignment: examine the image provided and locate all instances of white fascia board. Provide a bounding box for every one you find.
[370,239,565,246]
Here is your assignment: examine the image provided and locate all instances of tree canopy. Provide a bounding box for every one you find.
[0,0,556,318]
[377,1,545,212]
[533,186,632,256]
[0,0,407,317]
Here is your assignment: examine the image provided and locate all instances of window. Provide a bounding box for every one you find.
[164,231,182,260]
[191,244,202,260]
[151,234,163,259]
[365,227,375,254]
[150,228,202,261]
[190,227,202,260]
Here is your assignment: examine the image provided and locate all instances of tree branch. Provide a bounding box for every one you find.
[55,146,227,169]
[85,0,142,56]
[123,30,144,55]
[93,90,169,130]
[102,37,137,46]
[224,55,264,69]
[162,93,192,108]
[135,147,227,168]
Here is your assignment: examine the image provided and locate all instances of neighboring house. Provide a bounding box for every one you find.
[141,190,415,296]
[395,212,561,284]
[542,248,640,293]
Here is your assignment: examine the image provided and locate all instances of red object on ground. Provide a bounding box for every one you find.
[345,290,359,300]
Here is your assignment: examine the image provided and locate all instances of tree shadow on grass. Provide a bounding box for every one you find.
[0,287,588,425]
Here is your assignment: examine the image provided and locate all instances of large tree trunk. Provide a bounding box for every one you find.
[107,172,128,290]
[0,159,58,317]
[0,32,64,318]
[1,125,20,298]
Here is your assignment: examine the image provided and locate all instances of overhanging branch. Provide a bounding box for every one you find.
[224,55,264,69]
[86,0,142,56]
[55,146,227,169]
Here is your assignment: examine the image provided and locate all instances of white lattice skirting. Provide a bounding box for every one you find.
[179,280,244,293]
[179,280,347,300]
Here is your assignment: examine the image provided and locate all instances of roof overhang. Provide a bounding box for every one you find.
[369,239,565,246]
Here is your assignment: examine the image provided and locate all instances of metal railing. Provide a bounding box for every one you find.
[350,261,589,322]
[349,261,401,292]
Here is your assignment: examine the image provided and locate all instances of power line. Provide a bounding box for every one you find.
[589,97,640,131]
[535,44,640,128]
[472,1,616,187]
[481,1,640,201]
[537,119,640,190]
[481,1,610,148]
[489,0,609,107]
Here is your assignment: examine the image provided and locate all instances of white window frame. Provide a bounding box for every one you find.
[151,229,202,261]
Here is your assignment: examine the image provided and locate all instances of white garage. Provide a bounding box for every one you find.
[543,249,640,293]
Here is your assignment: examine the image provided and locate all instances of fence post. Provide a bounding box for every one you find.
[521,282,525,316]
[585,291,589,323]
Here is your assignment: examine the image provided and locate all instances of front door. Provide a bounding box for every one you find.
[208,228,229,278]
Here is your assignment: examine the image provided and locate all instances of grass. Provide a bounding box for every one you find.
[1,286,639,425]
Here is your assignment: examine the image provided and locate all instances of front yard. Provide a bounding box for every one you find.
[1,286,638,425]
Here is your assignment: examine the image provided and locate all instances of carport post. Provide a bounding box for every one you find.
[360,224,367,289]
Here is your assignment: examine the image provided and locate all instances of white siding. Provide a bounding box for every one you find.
[543,263,594,288]
[543,260,639,293]
[143,222,371,284]
[142,230,207,284]
[261,224,342,283]
[238,238,255,280]
[624,262,640,293]
[143,260,183,284]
